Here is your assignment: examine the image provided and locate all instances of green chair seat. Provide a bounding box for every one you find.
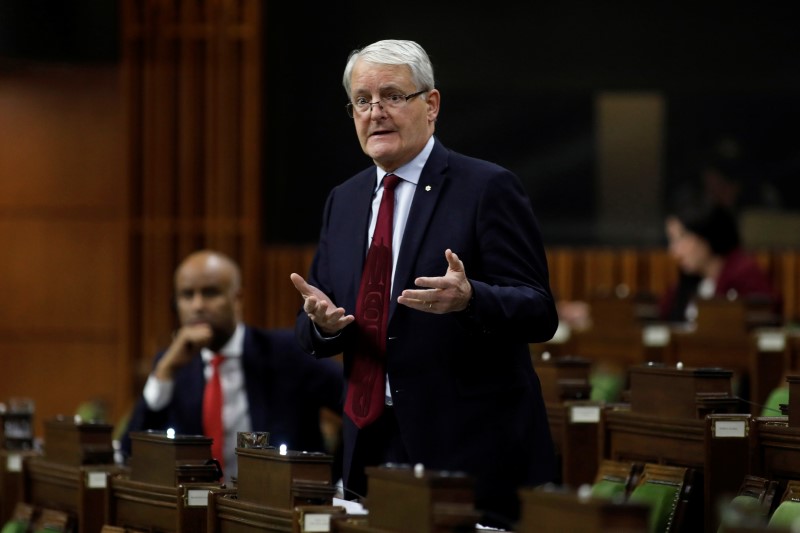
[589,369,624,403]
[591,478,628,500]
[768,500,800,529]
[1,519,29,533]
[718,494,768,532]
[761,386,789,417]
[629,481,681,533]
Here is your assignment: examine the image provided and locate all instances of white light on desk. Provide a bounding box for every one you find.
[166,428,176,439]
[279,444,287,455]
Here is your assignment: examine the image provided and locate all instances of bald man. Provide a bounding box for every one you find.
[121,250,344,482]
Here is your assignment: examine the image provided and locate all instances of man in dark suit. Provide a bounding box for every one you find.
[290,39,557,526]
[122,250,344,482]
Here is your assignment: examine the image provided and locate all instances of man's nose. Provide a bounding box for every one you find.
[189,292,206,308]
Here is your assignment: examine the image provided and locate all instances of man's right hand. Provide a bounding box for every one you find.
[153,323,213,381]
[290,273,355,335]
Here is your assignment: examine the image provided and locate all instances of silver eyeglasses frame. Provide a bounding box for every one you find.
[345,90,427,118]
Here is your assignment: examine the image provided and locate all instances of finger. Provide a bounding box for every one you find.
[398,295,437,313]
[290,273,309,294]
[445,249,464,272]
[401,288,442,301]
[303,296,319,314]
[412,277,445,290]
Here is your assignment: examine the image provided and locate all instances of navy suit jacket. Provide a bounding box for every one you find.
[122,327,344,461]
[295,138,558,520]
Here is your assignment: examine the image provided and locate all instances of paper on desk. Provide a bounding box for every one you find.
[332,497,368,515]
[330,498,506,530]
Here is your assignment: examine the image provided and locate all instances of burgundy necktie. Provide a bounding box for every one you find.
[345,173,400,428]
[203,354,225,474]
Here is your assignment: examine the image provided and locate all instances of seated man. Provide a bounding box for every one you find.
[121,250,344,482]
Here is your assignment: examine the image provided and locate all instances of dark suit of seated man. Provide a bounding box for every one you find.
[121,250,345,482]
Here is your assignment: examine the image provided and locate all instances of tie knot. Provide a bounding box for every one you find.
[383,174,400,191]
[210,354,225,369]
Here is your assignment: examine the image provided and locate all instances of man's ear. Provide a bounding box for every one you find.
[426,89,441,122]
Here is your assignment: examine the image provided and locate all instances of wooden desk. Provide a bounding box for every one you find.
[547,401,603,488]
[704,414,758,532]
[516,485,649,533]
[24,457,124,533]
[207,446,338,532]
[0,449,38,524]
[533,354,592,404]
[107,476,217,533]
[329,465,479,533]
[600,365,746,532]
[569,296,650,369]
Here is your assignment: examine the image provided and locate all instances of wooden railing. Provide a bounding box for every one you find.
[257,245,800,330]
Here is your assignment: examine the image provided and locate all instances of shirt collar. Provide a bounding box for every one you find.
[201,323,245,362]
[373,135,435,191]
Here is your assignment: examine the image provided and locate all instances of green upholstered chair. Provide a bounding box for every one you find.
[717,475,779,531]
[627,464,689,533]
[590,459,642,501]
[767,480,800,529]
[0,520,29,533]
[2,502,35,533]
[761,386,789,417]
[767,500,800,529]
[589,368,625,403]
[30,508,71,533]
[591,478,628,500]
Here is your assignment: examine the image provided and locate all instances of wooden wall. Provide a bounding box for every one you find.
[261,246,800,330]
[122,0,264,391]
[0,64,128,438]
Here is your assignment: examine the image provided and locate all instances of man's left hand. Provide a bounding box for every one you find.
[398,249,472,314]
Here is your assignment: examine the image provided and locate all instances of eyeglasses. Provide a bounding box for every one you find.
[345,90,427,118]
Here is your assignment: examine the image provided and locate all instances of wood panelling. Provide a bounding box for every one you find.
[262,245,318,330]
[123,0,264,380]
[0,65,127,439]
[259,246,800,333]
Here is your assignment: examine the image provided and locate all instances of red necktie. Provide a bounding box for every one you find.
[203,354,225,474]
[345,174,400,428]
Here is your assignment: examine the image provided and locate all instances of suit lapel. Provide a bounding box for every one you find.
[389,140,449,317]
[240,327,266,427]
[348,170,378,307]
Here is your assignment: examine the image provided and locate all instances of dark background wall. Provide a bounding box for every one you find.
[262,2,800,245]
[2,1,798,246]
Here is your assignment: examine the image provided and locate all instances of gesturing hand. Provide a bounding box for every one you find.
[398,249,472,314]
[290,273,355,335]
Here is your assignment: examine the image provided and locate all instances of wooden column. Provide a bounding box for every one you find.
[121,0,264,381]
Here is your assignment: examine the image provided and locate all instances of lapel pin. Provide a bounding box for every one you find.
[425,185,432,192]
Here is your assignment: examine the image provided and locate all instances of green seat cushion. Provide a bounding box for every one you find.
[768,500,800,528]
[591,478,627,500]
[1,519,29,533]
[589,370,624,403]
[717,494,766,532]
[729,494,767,515]
[629,482,681,533]
[761,386,789,417]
